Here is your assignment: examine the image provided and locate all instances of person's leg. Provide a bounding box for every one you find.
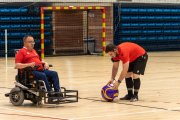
[125,72,134,97]
[133,74,140,97]
[131,53,148,102]
[44,70,60,92]
[32,71,51,92]
[120,72,133,100]
[129,73,140,102]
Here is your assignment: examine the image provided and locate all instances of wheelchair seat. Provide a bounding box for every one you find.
[16,67,37,88]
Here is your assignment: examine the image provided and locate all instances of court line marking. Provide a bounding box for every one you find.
[0,103,180,120]
[75,98,180,120]
[70,109,171,120]
[79,97,180,105]
[0,106,69,120]
[0,112,67,120]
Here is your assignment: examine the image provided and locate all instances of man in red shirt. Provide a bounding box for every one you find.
[15,35,61,98]
[105,42,148,102]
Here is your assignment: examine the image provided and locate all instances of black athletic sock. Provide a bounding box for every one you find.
[125,77,133,97]
[133,78,141,96]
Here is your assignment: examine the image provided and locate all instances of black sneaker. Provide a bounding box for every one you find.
[120,94,132,100]
[48,97,59,103]
[55,92,63,98]
[48,93,59,103]
[130,95,138,102]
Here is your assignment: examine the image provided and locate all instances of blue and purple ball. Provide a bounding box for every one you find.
[101,84,119,102]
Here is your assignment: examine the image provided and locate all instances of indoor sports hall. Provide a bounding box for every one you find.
[0,1,180,120]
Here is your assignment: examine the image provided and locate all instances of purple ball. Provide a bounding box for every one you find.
[101,84,119,102]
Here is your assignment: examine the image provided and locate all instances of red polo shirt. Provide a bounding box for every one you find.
[112,42,146,64]
[15,47,43,70]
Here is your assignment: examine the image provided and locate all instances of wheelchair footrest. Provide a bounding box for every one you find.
[44,88,78,104]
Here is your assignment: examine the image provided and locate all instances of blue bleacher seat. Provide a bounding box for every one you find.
[139,37,146,40]
[147,23,155,27]
[130,37,137,41]
[147,8,155,12]
[0,17,10,20]
[122,37,131,41]
[171,9,178,12]
[164,16,171,19]
[131,23,139,27]
[155,8,163,12]
[139,23,147,27]
[121,8,130,12]
[131,16,138,19]
[122,30,131,34]
[121,23,131,27]
[171,23,179,26]
[156,23,164,26]
[164,9,171,13]
[164,23,171,26]
[121,16,130,20]
[139,16,146,19]
[156,30,162,33]
[150,37,156,40]
[139,9,146,12]
[131,30,140,34]
[130,8,138,12]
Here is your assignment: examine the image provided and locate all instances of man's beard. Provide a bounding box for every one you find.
[115,51,118,57]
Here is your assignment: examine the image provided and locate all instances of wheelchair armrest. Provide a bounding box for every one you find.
[49,64,53,67]
[19,66,33,71]
[21,65,39,71]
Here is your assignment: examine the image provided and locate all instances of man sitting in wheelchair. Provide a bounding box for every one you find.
[15,35,62,102]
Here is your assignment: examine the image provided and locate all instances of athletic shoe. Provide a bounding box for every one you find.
[120,94,132,100]
[130,95,138,102]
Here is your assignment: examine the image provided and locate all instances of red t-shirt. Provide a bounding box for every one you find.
[112,42,146,64]
[15,47,43,70]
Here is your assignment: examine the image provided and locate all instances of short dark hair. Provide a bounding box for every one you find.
[105,44,116,53]
[23,35,33,42]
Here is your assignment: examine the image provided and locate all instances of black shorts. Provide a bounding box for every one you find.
[128,53,148,75]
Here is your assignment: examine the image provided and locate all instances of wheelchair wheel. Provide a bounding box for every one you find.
[9,87,24,106]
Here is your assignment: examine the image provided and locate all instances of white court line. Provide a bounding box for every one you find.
[0,106,69,120]
[71,109,171,120]
[0,106,179,120]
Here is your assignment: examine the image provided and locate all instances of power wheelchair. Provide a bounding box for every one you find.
[5,65,78,106]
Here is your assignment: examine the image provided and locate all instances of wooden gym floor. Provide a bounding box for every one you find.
[0,51,180,120]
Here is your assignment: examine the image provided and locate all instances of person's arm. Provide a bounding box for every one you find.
[113,61,129,89]
[15,62,35,69]
[107,61,119,84]
[111,61,119,80]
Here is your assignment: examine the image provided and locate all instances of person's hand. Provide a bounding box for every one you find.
[29,62,35,68]
[44,62,49,70]
[107,79,114,85]
[113,80,120,89]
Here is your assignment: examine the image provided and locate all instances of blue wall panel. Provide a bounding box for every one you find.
[0,5,52,57]
[114,3,180,51]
